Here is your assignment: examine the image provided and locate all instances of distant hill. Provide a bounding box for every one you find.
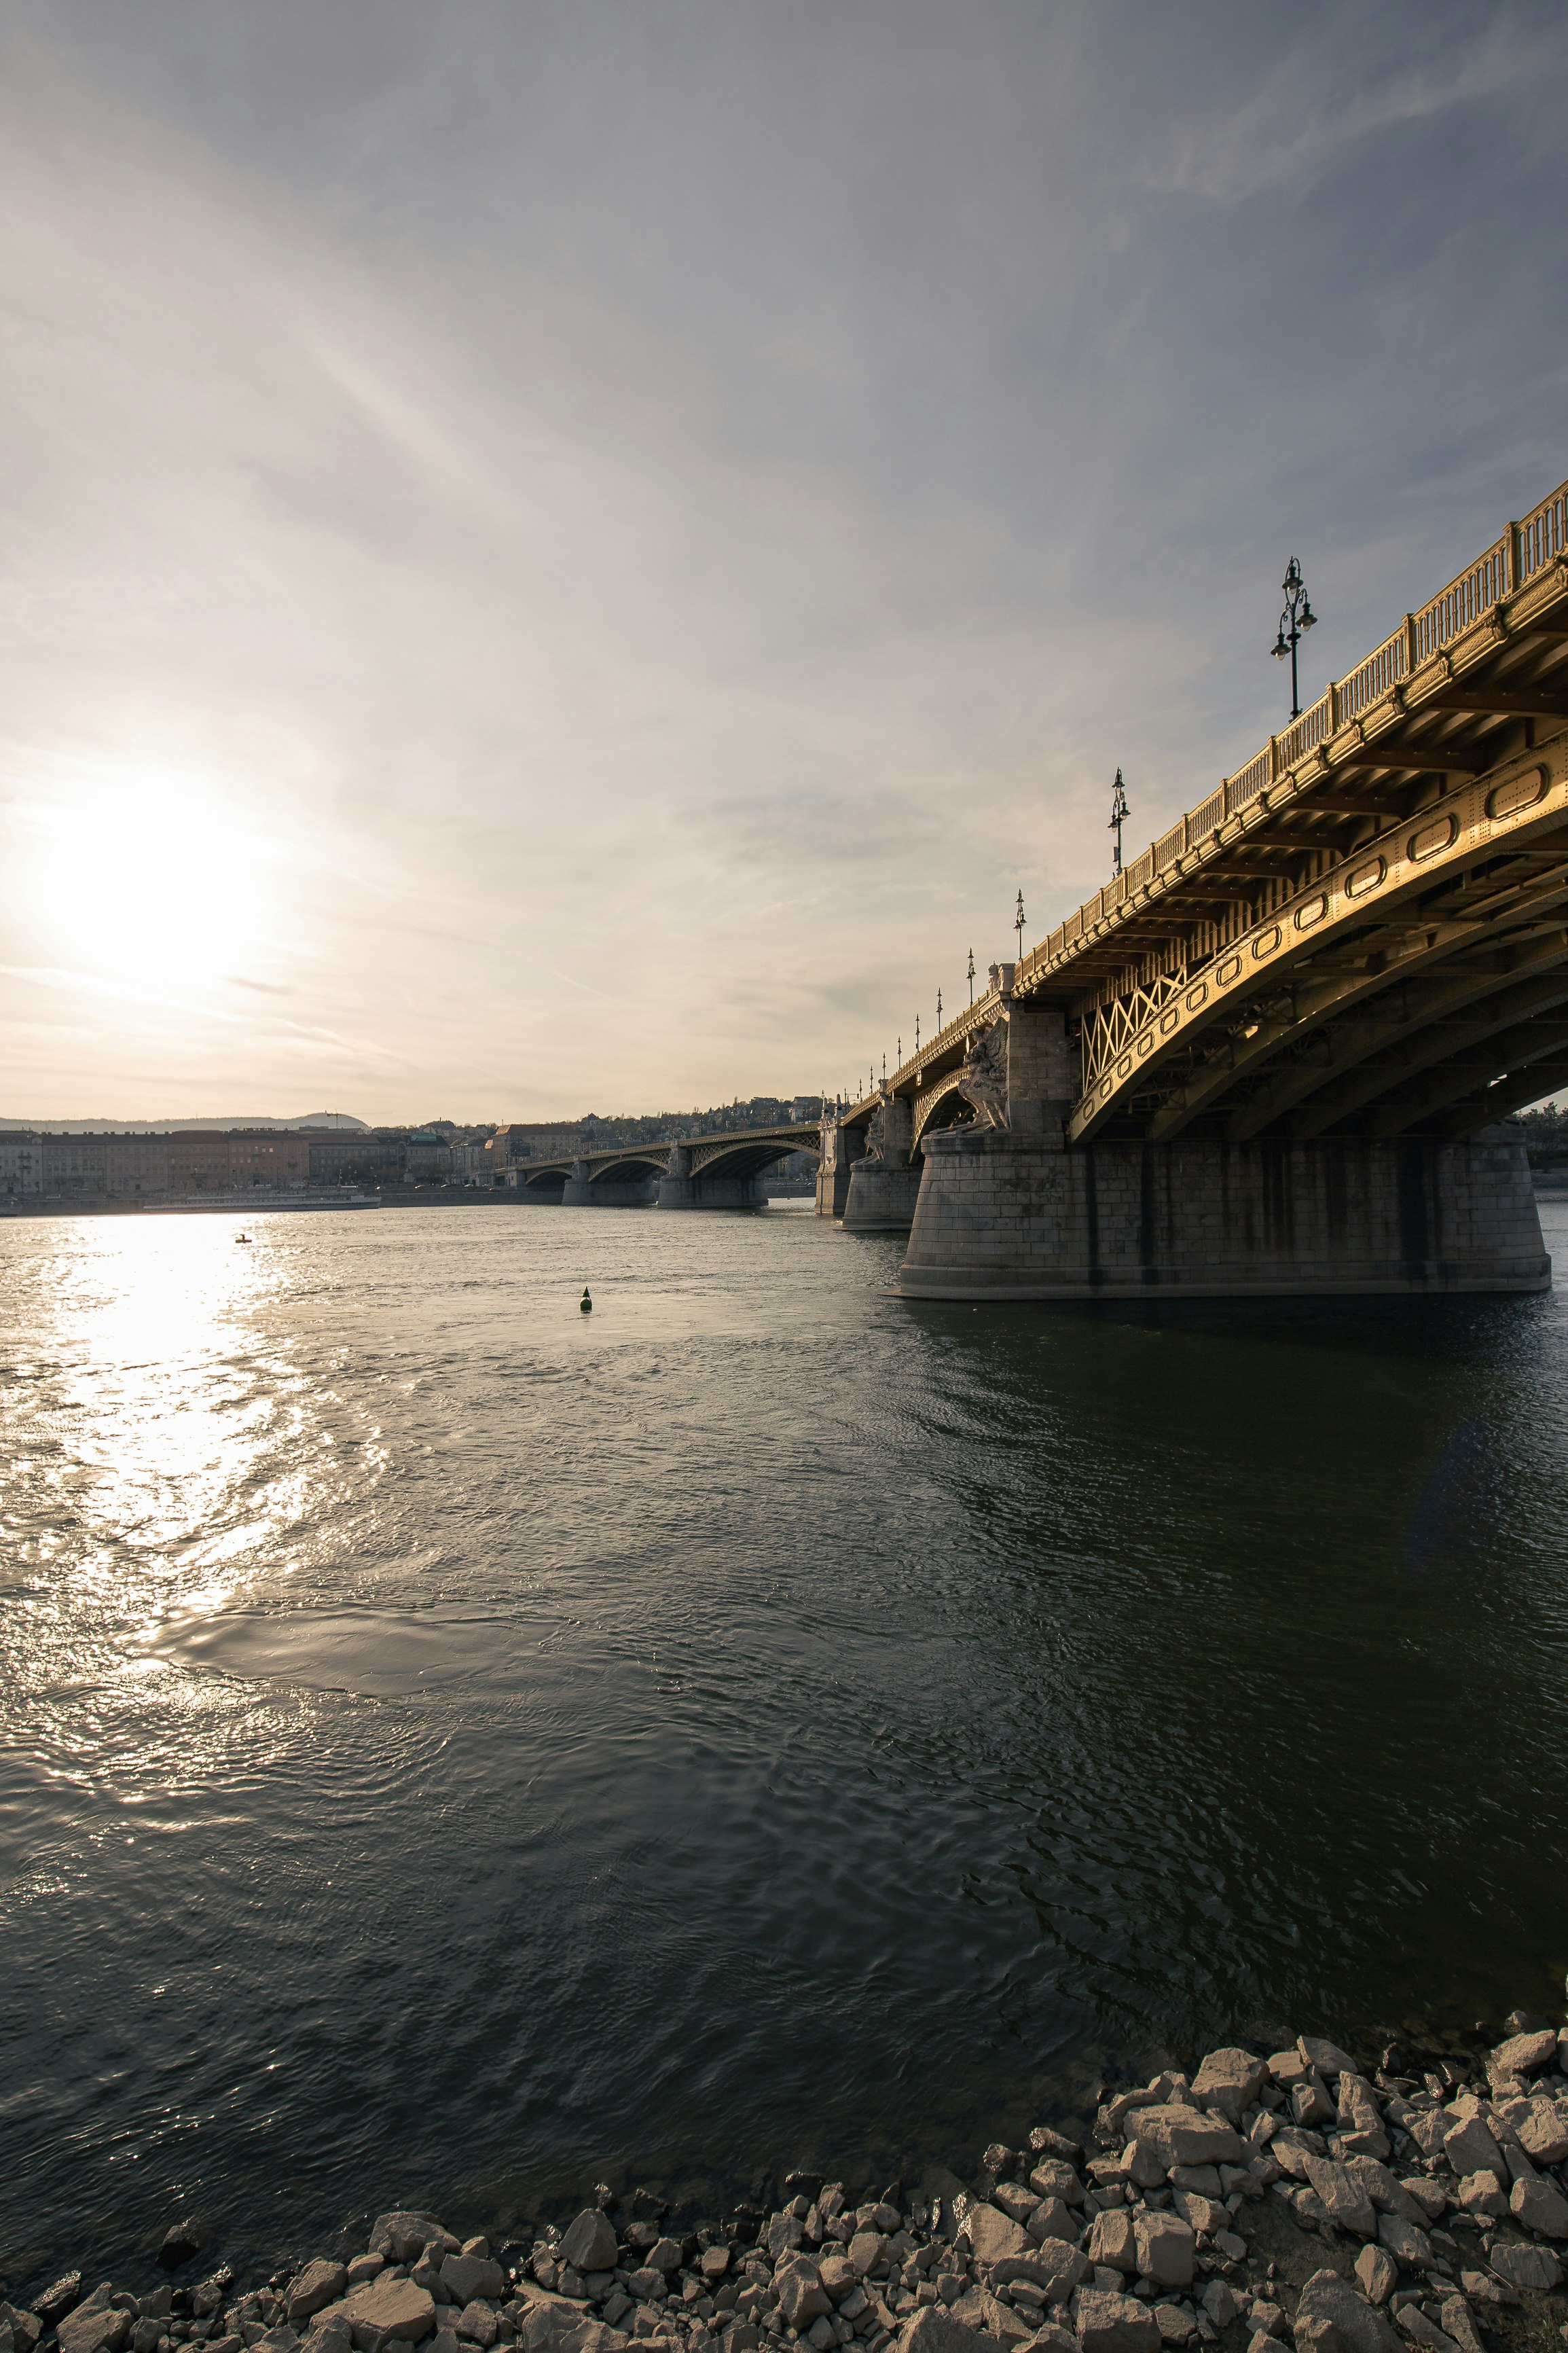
[0,1111,371,1134]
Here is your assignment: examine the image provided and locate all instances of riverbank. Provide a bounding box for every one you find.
[12,2014,1566,2353]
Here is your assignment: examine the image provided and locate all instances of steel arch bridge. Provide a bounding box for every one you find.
[847,473,1568,1158]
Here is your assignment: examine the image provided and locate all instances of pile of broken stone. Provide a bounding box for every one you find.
[9,2015,1568,2353]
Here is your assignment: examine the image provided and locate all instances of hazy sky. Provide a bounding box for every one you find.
[1,1,1564,1121]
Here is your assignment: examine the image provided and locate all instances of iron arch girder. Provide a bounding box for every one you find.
[911,1069,972,1149]
[1279,954,1568,1140]
[1066,743,1568,1145]
[688,1138,819,1181]
[587,1156,667,1186]
[1432,1051,1568,1138]
[1155,870,1568,1145]
[1357,1012,1568,1138]
[1226,917,1568,1140]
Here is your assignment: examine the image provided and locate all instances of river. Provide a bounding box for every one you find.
[3,1200,1567,2289]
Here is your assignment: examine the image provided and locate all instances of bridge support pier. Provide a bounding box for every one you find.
[816,1116,867,1216]
[896,1125,1549,1299]
[842,1160,923,1229]
[657,1145,769,1209]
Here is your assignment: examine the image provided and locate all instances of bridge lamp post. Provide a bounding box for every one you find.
[1110,768,1130,876]
[936,987,943,1031]
[967,947,975,1005]
[1014,888,1026,965]
[1272,556,1318,721]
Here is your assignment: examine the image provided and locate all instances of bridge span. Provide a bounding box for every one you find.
[829,473,1568,1297]
[503,1122,821,1210]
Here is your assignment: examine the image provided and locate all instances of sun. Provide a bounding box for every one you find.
[26,770,276,990]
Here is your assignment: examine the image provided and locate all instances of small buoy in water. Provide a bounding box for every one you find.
[579,1287,592,1313]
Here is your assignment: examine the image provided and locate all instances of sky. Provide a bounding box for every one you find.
[1,1,1565,1124]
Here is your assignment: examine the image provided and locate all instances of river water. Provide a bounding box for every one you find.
[3,1200,1567,2292]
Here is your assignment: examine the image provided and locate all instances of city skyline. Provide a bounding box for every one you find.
[1,1,1564,1121]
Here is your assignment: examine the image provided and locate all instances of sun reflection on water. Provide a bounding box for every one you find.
[2,1215,377,1691]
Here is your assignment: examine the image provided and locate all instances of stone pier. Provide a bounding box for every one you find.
[814,1117,867,1217]
[841,1090,921,1229]
[896,1124,1549,1299]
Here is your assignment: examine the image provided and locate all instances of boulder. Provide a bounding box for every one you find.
[1027,2202,1080,2248]
[1199,2288,1236,2331]
[1437,2306,1484,2353]
[1293,2079,1336,2130]
[775,2265,830,2330]
[950,2291,1032,2346]
[158,2225,206,2274]
[1302,2159,1377,2239]
[1396,2178,1446,2224]
[1510,2174,1568,2237]
[1489,2243,1563,2293]
[1072,2290,1159,2353]
[35,2282,84,2328]
[1392,2313,1459,2353]
[1131,2216,1193,2291]
[1170,2193,1226,2239]
[335,2274,437,2352]
[561,2214,620,2277]
[1298,2041,1357,2080]
[1029,2163,1084,2207]
[1086,2213,1136,2276]
[1492,2030,1558,2078]
[1019,2327,1078,2353]
[1190,2051,1266,2124]
[898,2306,1006,2353]
[967,2208,1034,2267]
[455,2307,497,2349]
[1375,2217,1433,2271]
[441,2261,505,2308]
[1336,2159,1425,2229]
[1125,2107,1245,2170]
[992,2250,1086,2305]
[995,2187,1040,2225]
[1443,2119,1506,2186]
[289,2269,349,2329]
[1353,2250,1396,2307]
[59,2291,126,2353]
[1455,2175,1508,2221]
[1290,2269,1398,2353]
[369,2216,451,2265]
[1336,2080,1391,2160]
[1503,2100,1568,2166]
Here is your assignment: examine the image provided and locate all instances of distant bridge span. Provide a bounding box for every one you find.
[507,1122,821,1208]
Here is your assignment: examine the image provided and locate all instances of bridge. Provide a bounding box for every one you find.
[503,1122,822,1209]
[831,471,1568,1297]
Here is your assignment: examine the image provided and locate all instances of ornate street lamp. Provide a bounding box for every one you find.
[1110,767,1130,876]
[1271,556,1318,721]
[1014,888,1026,965]
[936,987,943,1030]
[967,947,976,1005]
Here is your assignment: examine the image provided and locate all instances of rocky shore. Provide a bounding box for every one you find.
[10,2010,1568,2353]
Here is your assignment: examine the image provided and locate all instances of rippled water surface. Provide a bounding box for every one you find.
[4,1200,1568,2288]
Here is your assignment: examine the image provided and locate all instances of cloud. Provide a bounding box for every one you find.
[0,0,1563,1119]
